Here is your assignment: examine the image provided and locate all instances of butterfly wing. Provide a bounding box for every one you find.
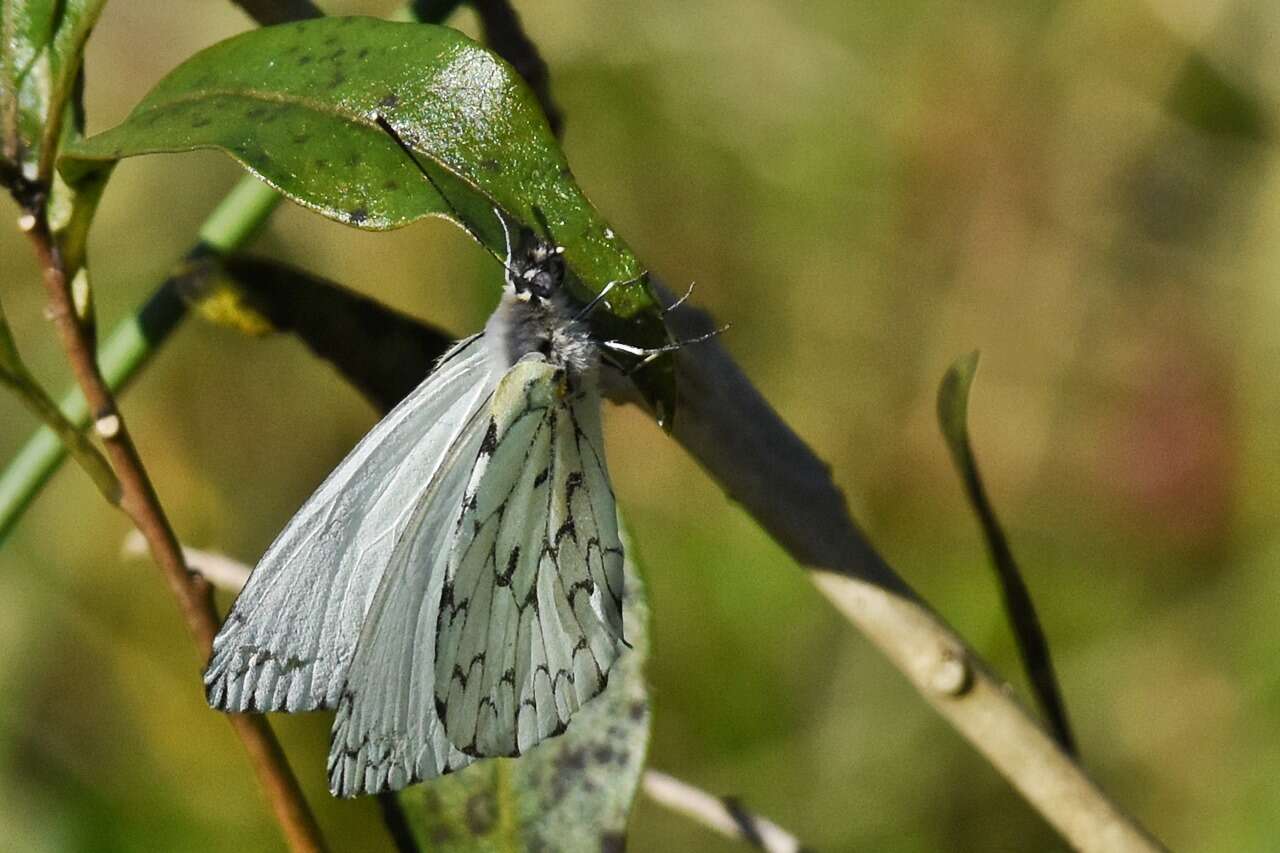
[326,395,493,796]
[434,357,626,758]
[204,335,494,714]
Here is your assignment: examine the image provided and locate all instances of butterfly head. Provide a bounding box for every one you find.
[507,236,566,303]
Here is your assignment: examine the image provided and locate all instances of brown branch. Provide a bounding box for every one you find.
[22,208,327,853]
[469,0,564,136]
[651,285,1167,852]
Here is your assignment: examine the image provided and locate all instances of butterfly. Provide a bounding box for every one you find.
[203,175,633,795]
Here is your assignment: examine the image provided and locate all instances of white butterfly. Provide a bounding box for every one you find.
[203,209,628,797]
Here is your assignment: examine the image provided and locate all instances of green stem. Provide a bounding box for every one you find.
[0,176,280,544]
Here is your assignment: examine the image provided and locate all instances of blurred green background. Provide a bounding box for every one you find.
[4,0,1280,850]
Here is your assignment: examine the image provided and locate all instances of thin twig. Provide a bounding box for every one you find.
[0,364,120,502]
[22,207,327,853]
[0,297,119,503]
[122,530,250,593]
[469,0,564,136]
[653,286,1166,852]
[642,770,807,853]
[938,353,1076,755]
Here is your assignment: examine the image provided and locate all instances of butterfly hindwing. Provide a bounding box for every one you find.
[434,357,626,758]
[204,336,492,715]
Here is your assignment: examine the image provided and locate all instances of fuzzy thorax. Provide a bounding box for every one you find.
[484,289,600,386]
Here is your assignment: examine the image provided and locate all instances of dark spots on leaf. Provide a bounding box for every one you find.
[245,106,269,120]
[314,158,331,169]
[465,791,498,835]
[555,746,587,773]
[480,158,501,173]
[382,178,399,190]
[348,208,368,224]
[357,47,369,59]
[560,165,573,178]
[190,116,210,128]
[346,151,362,167]
[297,55,312,66]
[324,34,339,46]
[628,700,647,721]
[548,744,586,803]
[327,48,347,61]
[600,832,627,853]
[329,70,347,88]
[292,133,310,145]
[379,93,399,109]
[592,744,616,764]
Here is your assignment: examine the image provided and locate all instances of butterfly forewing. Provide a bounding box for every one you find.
[325,389,499,797]
[434,358,626,758]
[204,337,493,715]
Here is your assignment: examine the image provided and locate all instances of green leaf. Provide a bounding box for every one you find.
[2,0,106,181]
[59,15,676,422]
[398,548,650,851]
[57,17,643,313]
[936,351,981,462]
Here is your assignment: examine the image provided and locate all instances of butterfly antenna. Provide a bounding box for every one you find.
[571,270,649,322]
[374,114,512,269]
[661,280,697,316]
[604,323,731,373]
